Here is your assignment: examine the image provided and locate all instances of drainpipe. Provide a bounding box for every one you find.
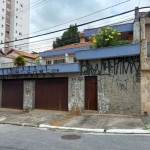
[133,7,140,43]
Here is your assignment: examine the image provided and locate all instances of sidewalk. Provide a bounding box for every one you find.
[0,108,149,133]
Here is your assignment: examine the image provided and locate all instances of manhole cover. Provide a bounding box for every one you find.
[61,135,81,140]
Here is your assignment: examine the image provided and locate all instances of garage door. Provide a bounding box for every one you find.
[35,78,68,111]
[2,80,23,109]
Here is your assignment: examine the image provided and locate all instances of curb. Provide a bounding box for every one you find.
[39,124,150,134]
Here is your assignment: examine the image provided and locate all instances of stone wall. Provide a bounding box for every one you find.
[79,57,141,115]
[23,80,35,111]
[68,74,84,114]
[140,16,150,116]
[0,80,2,107]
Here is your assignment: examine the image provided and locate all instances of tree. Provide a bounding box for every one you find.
[53,24,80,48]
[13,55,26,66]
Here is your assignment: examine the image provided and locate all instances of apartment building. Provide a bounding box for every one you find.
[0,0,30,53]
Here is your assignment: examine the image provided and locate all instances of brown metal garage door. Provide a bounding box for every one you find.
[35,78,68,111]
[2,80,23,109]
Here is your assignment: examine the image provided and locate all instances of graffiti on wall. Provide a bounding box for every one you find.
[69,77,84,113]
[81,56,140,76]
[80,56,140,114]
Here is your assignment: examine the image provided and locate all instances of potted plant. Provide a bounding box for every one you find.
[13,55,26,66]
[89,26,131,49]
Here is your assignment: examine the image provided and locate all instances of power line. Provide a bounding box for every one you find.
[10,18,135,52]
[2,6,146,46]
[5,0,131,41]
[22,16,135,48]
[0,16,134,51]
[0,0,44,18]
[0,0,53,23]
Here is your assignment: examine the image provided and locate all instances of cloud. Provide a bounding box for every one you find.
[29,0,150,52]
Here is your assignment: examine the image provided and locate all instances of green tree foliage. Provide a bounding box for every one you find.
[53,24,80,48]
[13,55,26,66]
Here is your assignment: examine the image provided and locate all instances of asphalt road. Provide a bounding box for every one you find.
[0,124,150,150]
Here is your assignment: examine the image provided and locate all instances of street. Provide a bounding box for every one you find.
[0,124,149,150]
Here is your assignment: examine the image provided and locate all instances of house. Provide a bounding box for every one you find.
[0,7,149,117]
[0,49,39,68]
[41,24,133,65]
[6,49,39,61]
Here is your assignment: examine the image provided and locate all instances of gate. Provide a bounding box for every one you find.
[35,78,68,111]
[2,80,23,109]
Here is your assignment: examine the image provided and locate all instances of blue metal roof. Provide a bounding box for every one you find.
[84,23,133,37]
[76,44,140,60]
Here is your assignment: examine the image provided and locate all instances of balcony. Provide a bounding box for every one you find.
[76,44,140,60]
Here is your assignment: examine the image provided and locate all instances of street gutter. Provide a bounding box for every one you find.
[39,124,150,134]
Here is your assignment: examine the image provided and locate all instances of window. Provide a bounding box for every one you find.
[46,60,51,65]
[6,23,9,26]
[19,32,22,35]
[2,9,4,12]
[1,25,3,28]
[2,17,4,19]
[16,8,18,11]
[6,15,10,19]
[7,8,10,12]
[16,23,17,26]
[7,0,10,4]
[5,38,9,41]
[74,57,77,62]
[1,33,3,36]
[20,3,23,7]
[6,31,9,34]
[16,16,18,18]
[16,31,17,33]
[15,38,17,41]
[53,59,65,64]
[1,41,3,43]
[16,1,18,4]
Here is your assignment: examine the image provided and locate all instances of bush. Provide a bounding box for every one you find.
[13,55,26,66]
[90,26,131,49]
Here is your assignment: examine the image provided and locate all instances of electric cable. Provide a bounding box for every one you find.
[5,0,131,41]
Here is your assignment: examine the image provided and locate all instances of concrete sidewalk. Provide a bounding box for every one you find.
[0,108,149,133]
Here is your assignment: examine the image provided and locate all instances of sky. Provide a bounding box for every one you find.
[25,0,150,52]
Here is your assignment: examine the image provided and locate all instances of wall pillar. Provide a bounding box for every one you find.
[65,53,74,63]
[23,80,35,111]
[0,80,2,108]
[133,7,140,43]
[68,74,84,114]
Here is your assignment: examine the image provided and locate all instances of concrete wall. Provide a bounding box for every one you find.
[145,24,150,43]
[23,80,35,111]
[140,16,150,116]
[79,57,140,115]
[0,56,141,116]
[0,80,2,108]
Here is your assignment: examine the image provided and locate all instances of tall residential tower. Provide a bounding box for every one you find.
[0,0,30,53]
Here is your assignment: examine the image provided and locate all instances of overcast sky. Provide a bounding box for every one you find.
[27,0,150,52]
